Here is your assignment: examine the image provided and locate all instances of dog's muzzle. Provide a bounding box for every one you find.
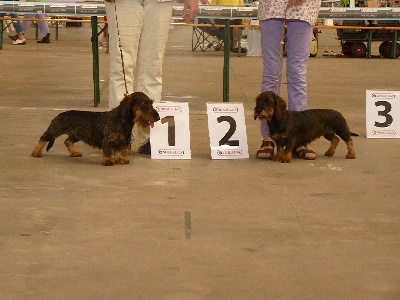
[254,107,263,120]
[149,112,160,128]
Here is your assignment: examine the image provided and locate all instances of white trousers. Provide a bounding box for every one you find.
[105,0,173,145]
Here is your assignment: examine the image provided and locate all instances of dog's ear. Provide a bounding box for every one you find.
[254,94,262,120]
[274,94,287,121]
[119,94,134,120]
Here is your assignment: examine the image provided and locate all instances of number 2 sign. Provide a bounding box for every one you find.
[150,102,191,159]
[206,103,249,159]
[366,90,400,138]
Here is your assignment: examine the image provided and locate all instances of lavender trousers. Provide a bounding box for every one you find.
[260,19,313,137]
[22,14,50,37]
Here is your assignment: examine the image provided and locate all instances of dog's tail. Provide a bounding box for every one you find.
[46,139,55,152]
[351,132,359,137]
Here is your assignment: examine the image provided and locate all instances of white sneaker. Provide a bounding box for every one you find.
[12,39,26,45]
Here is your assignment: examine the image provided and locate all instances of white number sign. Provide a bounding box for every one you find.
[150,102,191,159]
[206,103,249,159]
[366,90,400,138]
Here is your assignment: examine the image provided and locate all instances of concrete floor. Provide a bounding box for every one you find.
[1,23,400,299]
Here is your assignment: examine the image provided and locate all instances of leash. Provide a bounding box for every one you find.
[113,0,129,96]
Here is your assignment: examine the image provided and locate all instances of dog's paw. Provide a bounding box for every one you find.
[279,152,292,163]
[115,158,130,165]
[280,158,292,163]
[102,157,114,166]
[69,150,82,157]
[273,152,292,163]
[324,150,335,156]
[346,153,356,159]
[31,151,42,157]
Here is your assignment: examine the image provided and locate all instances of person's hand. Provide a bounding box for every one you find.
[182,0,199,22]
[287,0,306,7]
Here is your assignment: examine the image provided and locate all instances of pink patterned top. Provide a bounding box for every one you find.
[258,0,321,25]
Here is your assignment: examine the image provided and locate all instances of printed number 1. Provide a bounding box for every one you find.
[375,101,393,128]
[161,116,175,146]
[217,116,239,146]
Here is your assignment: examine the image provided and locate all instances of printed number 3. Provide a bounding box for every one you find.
[217,116,239,146]
[375,101,393,128]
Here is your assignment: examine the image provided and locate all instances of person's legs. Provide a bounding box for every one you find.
[286,20,316,160]
[136,0,172,101]
[34,14,51,43]
[135,0,172,147]
[230,19,244,51]
[105,0,143,109]
[260,19,285,95]
[22,14,34,33]
[257,19,285,158]
[213,19,228,48]
[285,20,313,111]
[9,13,24,35]
[1,13,24,43]
[35,14,49,37]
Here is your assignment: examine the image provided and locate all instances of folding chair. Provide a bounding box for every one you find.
[192,18,224,52]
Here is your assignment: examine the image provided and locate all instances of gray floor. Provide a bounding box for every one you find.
[1,23,400,299]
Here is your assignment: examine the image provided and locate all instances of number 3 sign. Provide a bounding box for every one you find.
[206,103,249,159]
[150,102,191,159]
[366,90,400,138]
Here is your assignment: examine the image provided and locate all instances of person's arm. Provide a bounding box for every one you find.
[182,0,199,22]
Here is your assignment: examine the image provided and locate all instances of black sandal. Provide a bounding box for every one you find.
[256,140,275,159]
[293,147,317,160]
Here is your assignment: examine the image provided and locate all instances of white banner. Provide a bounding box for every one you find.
[366,90,400,138]
[206,102,249,159]
[150,102,191,159]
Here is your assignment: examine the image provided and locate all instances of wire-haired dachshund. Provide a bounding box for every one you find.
[253,91,358,163]
[32,92,160,166]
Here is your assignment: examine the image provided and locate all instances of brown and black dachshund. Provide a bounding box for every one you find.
[32,92,160,166]
[254,91,358,163]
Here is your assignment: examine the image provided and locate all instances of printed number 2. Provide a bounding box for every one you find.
[375,101,393,128]
[217,116,239,146]
[161,116,175,146]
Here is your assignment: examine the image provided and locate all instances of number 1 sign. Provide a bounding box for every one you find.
[366,90,400,138]
[150,102,191,159]
[206,103,249,159]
